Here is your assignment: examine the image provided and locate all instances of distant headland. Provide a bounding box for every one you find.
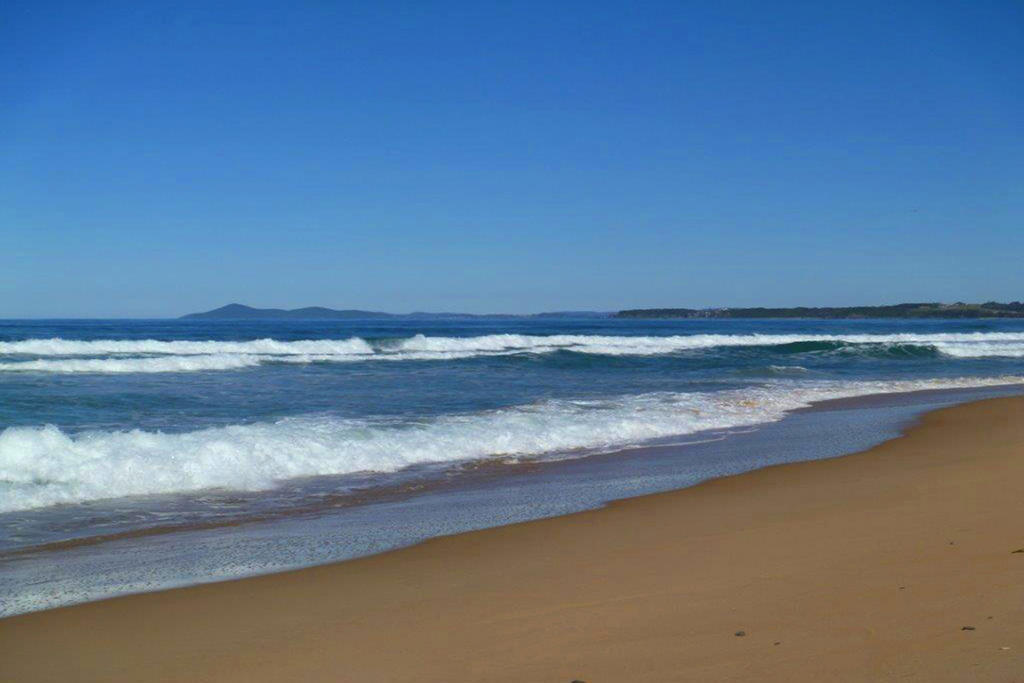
[615,302,1024,319]
[182,302,1024,320]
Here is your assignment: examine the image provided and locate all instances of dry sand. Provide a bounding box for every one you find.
[2,396,1023,682]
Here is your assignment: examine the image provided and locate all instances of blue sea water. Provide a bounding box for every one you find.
[2,317,1024,614]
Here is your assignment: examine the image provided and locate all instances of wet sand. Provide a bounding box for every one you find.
[2,396,1023,682]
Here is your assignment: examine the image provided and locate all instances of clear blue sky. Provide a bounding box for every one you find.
[2,1,1021,317]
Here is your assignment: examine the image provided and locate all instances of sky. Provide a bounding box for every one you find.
[1,1,1022,317]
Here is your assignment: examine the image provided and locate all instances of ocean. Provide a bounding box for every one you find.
[2,316,1024,616]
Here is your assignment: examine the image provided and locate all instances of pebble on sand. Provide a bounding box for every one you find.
[735,631,746,637]
[962,626,976,631]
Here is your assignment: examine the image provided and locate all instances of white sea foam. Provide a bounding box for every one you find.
[0,351,495,373]
[2,375,1021,512]
[389,332,1024,357]
[2,332,1024,373]
[0,337,376,356]
[931,342,1024,358]
[0,355,266,374]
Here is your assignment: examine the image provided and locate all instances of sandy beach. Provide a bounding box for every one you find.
[3,395,1023,682]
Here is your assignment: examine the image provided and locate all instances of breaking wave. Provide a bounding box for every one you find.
[2,375,1022,511]
[2,332,1024,373]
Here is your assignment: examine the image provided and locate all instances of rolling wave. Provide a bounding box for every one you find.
[0,337,376,356]
[0,355,266,374]
[0,351,496,373]
[2,332,1024,373]
[766,340,941,358]
[2,375,1022,511]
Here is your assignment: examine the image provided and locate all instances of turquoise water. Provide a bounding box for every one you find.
[1,317,1024,614]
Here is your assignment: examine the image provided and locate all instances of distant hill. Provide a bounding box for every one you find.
[181,304,394,320]
[615,302,1024,319]
[186,302,1024,321]
[181,304,611,320]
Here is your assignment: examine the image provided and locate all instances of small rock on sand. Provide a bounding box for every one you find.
[962,626,976,631]
[735,631,746,637]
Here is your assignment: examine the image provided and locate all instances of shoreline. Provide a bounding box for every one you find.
[2,382,1021,619]
[3,395,1023,681]
[5,382,1019,559]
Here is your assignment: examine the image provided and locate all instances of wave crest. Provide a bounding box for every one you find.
[2,375,1022,511]
[2,331,1024,373]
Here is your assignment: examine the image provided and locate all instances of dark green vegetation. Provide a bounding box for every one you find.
[615,302,1024,319]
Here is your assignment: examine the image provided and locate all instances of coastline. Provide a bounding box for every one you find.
[4,396,1023,681]
[3,382,1020,618]
[6,383,1013,558]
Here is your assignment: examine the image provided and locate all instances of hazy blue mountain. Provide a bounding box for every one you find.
[181,304,394,320]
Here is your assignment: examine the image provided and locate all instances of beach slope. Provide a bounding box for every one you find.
[3,397,1023,682]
